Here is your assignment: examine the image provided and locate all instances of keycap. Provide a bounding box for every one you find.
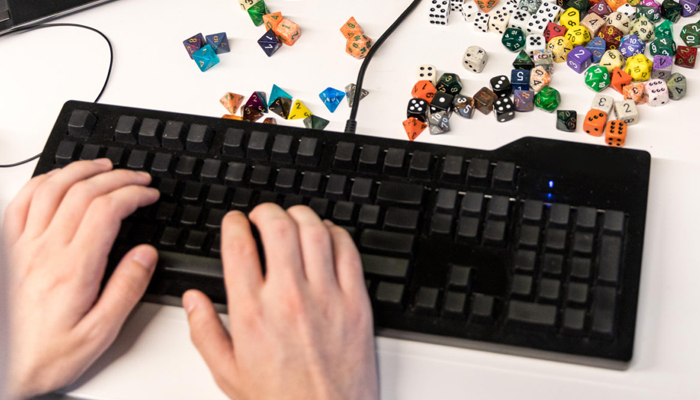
[271,134,295,163]
[79,144,101,160]
[384,207,419,231]
[409,151,432,178]
[126,149,148,170]
[206,185,228,205]
[514,249,536,272]
[461,192,484,216]
[375,282,405,310]
[538,279,560,303]
[457,217,479,243]
[163,121,186,150]
[186,124,213,153]
[483,220,506,246]
[138,118,161,147]
[414,287,440,316]
[181,205,202,225]
[383,148,406,175]
[522,200,543,222]
[442,291,467,319]
[430,213,453,238]
[223,128,246,156]
[296,137,320,166]
[361,254,410,280]
[333,142,356,170]
[157,179,179,199]
[567,282,589,305]
[506,301,557,331]
[358,145,381,173]
[591,287,617,338]
[435,189,458,214]
[549,203,571,226]
[282,194,303,209]
[225,162,247,185]
[68,110,96,138]
[518,225,540,248]
[358,205,381,227]
[350,178,373,203]
[441,155,464,182]
[175,156,197,177]
[325,174,347,200]
[492,161,516,189]
[206,209,227,229]
[447,264,473,291]
[562,308,586,334]
[573,232,594,254]
[247,131,269,160]
[275,168,298,193]
[467,158,490,185]
[487,196,510,219]
[598,235,622,285]
[332,201,355,224]
[545,228,567,251]
[541,253,563,276]
[469,294,496,324]
[115,116,139,144]
[258,191,279,205]
[182,182,203,202]
[308,198,330,218]
[56,140,78,165]
[159,227,181,247]
[250,165,272,187]
[160,251,223,279]
[104,147,124,167]
[232,188,254,210]
[511,275,533,298]
[376,181,424,207]
[603,210,625,234]
[570,257,592,280]
[576,207,597,230]
[151,153,172,176]
[200,159,222,182]
[360,230,414,255]
[300,172,322,196]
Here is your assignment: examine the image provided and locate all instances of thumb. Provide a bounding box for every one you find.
[183,290,235,375]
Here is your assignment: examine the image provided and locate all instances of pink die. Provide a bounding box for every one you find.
[645,79,669,107]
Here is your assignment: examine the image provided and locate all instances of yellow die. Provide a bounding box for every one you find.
[625,54,653,81]
[605,12,631,35]
[600,50,624,73]
[547,36,574,63]
[560,8,580,29]
[565,26,592,46]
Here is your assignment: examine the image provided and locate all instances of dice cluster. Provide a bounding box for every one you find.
[340,17,374,59]
[183,32,231,72]
[219,86,323,129]
[426,0,696,147]
[238,0,302,57]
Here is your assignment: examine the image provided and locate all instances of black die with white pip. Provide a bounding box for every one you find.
[490,75,512,97]
[407,98,429,122]
[463,45,488,73]
[494,97,516,122]
[429,0,451,25]
[473,12,490,32]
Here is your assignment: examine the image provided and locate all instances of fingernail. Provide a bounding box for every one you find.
[183,293,197,314]
[93,158,113,167]
[133,246,157,271]
[137,171,152,180]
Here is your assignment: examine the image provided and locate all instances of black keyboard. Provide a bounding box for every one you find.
[34,101,651,368]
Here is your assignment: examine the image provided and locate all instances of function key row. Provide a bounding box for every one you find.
[521,200,626,235]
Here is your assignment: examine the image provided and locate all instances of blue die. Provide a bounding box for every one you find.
[183,33,205,59]
[619,35,645,58]
[513,90,535,112]
[511,69,530,91]
[193,45,220,72]
[258,29,282,57]
[586,37,606,63]
[319,87,346,113]
[205,32,230,54]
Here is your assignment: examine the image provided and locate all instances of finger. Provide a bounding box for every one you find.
[221,211,263,303]
[71,185,160,280]
[324,221,366,297]
[3,170,57,245]
[77,245,157,337]
[48,169,152,241]
[286,206,337,288]
[248,203,305,283]
[183,290,235,376]
[23,159,113,238]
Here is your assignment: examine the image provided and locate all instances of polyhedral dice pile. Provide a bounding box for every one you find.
[424,0,695,147]
[238,1,302,57]
[340,17,374,59]
[183,32,230,72]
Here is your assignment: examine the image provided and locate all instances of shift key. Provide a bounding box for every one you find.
[360,229,415,256]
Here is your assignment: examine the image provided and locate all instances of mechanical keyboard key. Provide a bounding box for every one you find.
[296,137,320,166]
[522,200,543,223]
[206,184,228,205]
[414,287,439,316]
[223,128,246,157]
[461,192,484,216]
[308,198,330,218]
[492,161,516,190]
[181,205,202,226]
[409,151,432,178]
[361,254,410,280]
[225,162,247,186]
[282,194,304,209]
[487,196,510,219]
[441,155,464,182]
[360,229,414,255]
[138,118,162,147]
[175,156,197,177]
[570,257,592,280]
[435,189,458,214]
[563,308,586,335]
[160,251,223,279]
[333,142,356,170]
[159,227,181,247]
[358,145,381,173]
[157,179,179,199]
[104,146,124,167]
[325,174,347,200]
[79,144,101,160]
[275,168,298,193]
[603,210,625,234]
[506,301,557,332]
[467,158,490,186]
[151,153,172,176]
[469,294,496,324]
[457,217,479,243]
[567,282,589,306]
[250,166,272,188]
[206,208,227,229]
[258,191,279,205]
[162,121,186,150]
[375,282,405,310]
[483,220,506,246]
[300,172,322,196]
[332,201,355,224]
[442,291,467,320]
[511,275,533,298]
[126,149,149,170]
[430,213,453,238]
[576,207,597,230]
[447,264,473,291]
[185,230,208,253]
[358,205,381,227]
[514,249,536,272]
[231,188,253,210]
[591,287,617,338]
[598,235,622,285]
[538,279,561,303]
[350,177,373,203]
[573,232,595,254]
[518,225,540,248]
[186,124,213,153]
[181,182,203,202]
[271,134,295,163]
[68,110,97,138]
[549,203,571,226]
[384,207,419,231]
[200,159,222,183]
[541,253,564,276]
[55,140,78,166]
[155,202,176,222]
[115,116,139,144]
[545,228,567,251]
[383,148,406,175]
[376,181,423,207]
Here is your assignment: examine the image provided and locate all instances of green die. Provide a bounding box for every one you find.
[661,0,682,23]
[303,115,330,131]
[584,65,611,92]
[513,50,535,70]
[681,23,700,47]
[502,28,526,52]
[637,6,661,23]
[667,72,687,100]
[534,87,561,112]
[247,0,270,27]
[436,73,463,95]
[566,0,589,13]
[650,36,677,56]
[656,20,674,39]
[556,110,577,132]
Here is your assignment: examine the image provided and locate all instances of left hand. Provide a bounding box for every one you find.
[3,159,160,399]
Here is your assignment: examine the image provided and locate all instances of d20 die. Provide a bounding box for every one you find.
[474,87,499,114]
[429,111,451,135]
[303,115,330,131]
[591,93,615,115]
[584,65,610,91]
[403,117,428,141]
[274,18,302,46]
[319,87,346,113]
[610,67,633,93]
[605,120,627,147]
[529,65,551,91]
[430,92,455,114]
[556,110,577,132]
[625,54,653,81]
[220,92,245,115]
[586,36,607,62]
[429,0,451,25]
[511,68,531,91]
[474,12,490,32]
[407,98,429,122]
[651,55,673,80]
[667,72,687,100]
[258,29,282,57]
[502,27,526,52]
[494,97,516,122]
[192,45,220,72]
[270,97,292,119]
[675,46,698,68]
[418,64,438,85]
[463,45,489,72]
[526,34,546,57]
[534,86,561,112]
[513,49,535,69]
[614,100,639,125]
[490,75,512,97]
[548,36,573,63]
[514,89,536,111]
[412,80,438,102]
[205,32,230,54]
[644,79,669,106]
[619,34,645,58]
[454,96,477,118]
[583,109,608,136]
[681,23,700,47]
[183,33,205,59]
[567,46,592,73]
[544,22,566,42]
[631,16,655,42]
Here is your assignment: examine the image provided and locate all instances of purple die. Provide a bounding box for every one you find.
[567,46,592,74]
[205,32,230,54]
[652,55,673,80]
[183,33,205,59]
[514,90,535,112]
[681,0,700,16]
[258,29,282,57]
[640,0,660,8]
[589,2,612,17]
[619,35,645,58]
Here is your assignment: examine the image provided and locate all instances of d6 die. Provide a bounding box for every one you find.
[463,45,489,72]
[586,36,607,62]
[514,89,536,111]
[474,87,499,114]
[524,14,547,34]
[644,79,669,106]
[407,98,429,122]
[592,94,615,114]
[490,75,513,97]
[429,0,451,25]
[623,82,648,104]
[274,19,301,46]
[417,64,438,85]
[474,12,490,32]
[509,10,531,30]
[489,9,511,34]
[605,120,627,147]
[583,109,608,136]
[667,72,687,100]
[614,100,639,125]
[567,46,593,73]
[526,34,546,56]
[494,97,516,122]
[430,92,455,113]
[511,68,531,91]
[454,96,477,118]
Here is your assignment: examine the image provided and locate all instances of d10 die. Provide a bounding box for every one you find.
[511,68,531,91]
[320,87,346,113]
[560,7,580,27]
[660,0,682,22]
[631,16,655,42]
[598,25,624,50]
[600,50,624,72]
[347,34,373,59]
[474,87,499,114]
[454,96,477,118]
[490,75,512,97]
[644,79,669,106]
[681,0,700,16]
[675,46,698,68]
[605,12,631,34]
[586,36,607,63]
[556,110,577,132]
[193,45,220,72]
[585,65,611,91]
[494,97,516,122]
[589,1,613,18]
[651,55,673,80]
[463,46,489,72]
[429,112,451,135]
[567,46,593,73]
[620,35,645,57]
[548,37,573,63]
[258,29,282,57]
[513,50,535,69]
[183,33,205,59]
[614,100,639,125]
[610,67,633,93]
[429,0,451,25]
[625,54,653,81]
[534,86,561,112]
[591,93,615,114]
[530,66,551,91]
[581,13,605,36]
[583,109,608,136]
[417,64,438,85]
[436,73,463,95]
[206,32,231,54]
[430,92,455,113]
[412,80,438,102]
[544,22,566,42]
[622,82,648,104]
[605,120,627,147]
[526,34,546,56]
[566,26,592,46]
[403,117,428,141]
[274,19,302,46]
[514,89,536,111]
[476,0,500,13]
[474,12,490,32]
[407,98,429,122]
[247,0,270,27]
[681,23,700,47]
[532,50,555,73]
[502,27,526,52]
[667,72,687,100]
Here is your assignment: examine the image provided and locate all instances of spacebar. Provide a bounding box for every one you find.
[159,251,224,279]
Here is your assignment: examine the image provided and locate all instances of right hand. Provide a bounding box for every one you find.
[182,204,379,400]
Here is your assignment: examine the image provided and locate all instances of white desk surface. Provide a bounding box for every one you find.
[1,0,700,398]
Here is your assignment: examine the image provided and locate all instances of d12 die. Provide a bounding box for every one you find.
[183,33,205,59]
[502,28,526,52]
[193,45,220,72]
[567,46,593,73]
[490,75,512,97]
[534,87,561,112]
[463,45,489,72]
[407,98,429,122]
[681,23,700,47]
[511,68,531,91]
[340,16,363,39]
[581,13,605,36]
[675,46,698,68]
[600,50,624,72]
[591,93,615,115]
[274,18,302,46]
[526,34,546,56]
[631,16,655,42]
[586,36,607,62]
[494,97,516,122]
[429,111,451,135]
[403,117,428,141]
[583,109,608,136]
[651,55,673,80]
[474,87,499,114]
[319,87,346,113]
[430,93,455,113]
[661,0,682,22]
[206,32,230,54]
[584,65,611,91]
[622,82,648,104]
[614,100,639,125]
[412,80,438,102]
[544,22,566,42]
[454,96,477,118]
[513,50,535,69]
[667,72,687,100]
[345,83,369,107]
[529,66,551,91]
[258,29,282,57]
[619,35,645,58]
[347,34,373,59]
[605,120,627,147]
[625,54,653,80]
[417,64,438,85]
[610,67,633,93]
[565,26,592,46]
[514,89,535,111]
[436,73,463,95]
[556,110,577,132]
[429,0,451,25]
[644,79,669,106]
[547,36,573,63]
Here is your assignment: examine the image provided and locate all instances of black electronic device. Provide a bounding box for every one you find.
[33,101,651,369]
[0,0,112,36]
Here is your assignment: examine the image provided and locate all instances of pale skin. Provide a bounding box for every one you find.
[4,159,378,400]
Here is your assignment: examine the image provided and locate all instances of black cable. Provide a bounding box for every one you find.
[0,23,114,168]
[345,0,423,134]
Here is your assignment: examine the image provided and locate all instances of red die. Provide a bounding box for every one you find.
[598,25,623,50]
[675,46,697,69]
[544,23,567,43]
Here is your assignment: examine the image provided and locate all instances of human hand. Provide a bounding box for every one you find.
[4,159,160,399]
[183,204,378,400]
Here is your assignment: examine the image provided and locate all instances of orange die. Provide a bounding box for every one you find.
[220,92,245,115]
[274,18,301,46]
[412,80,437,102]
[346,34,373,59]
[610,67,632,94]
[403,117,427,141]
[263,12,283,31]
[340,17,363,39]
[622,82,647,105]
[476,0,498,13]
[605,0,627,11]
[605,120,627,147]
[222,114,243,120]
[583,109,608,137]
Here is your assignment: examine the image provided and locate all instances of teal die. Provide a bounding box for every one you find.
[193,45,220,72]
[205,32,230,54]
[269,84,292,107]
[319,87,346,113]
[586,37,607,63]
